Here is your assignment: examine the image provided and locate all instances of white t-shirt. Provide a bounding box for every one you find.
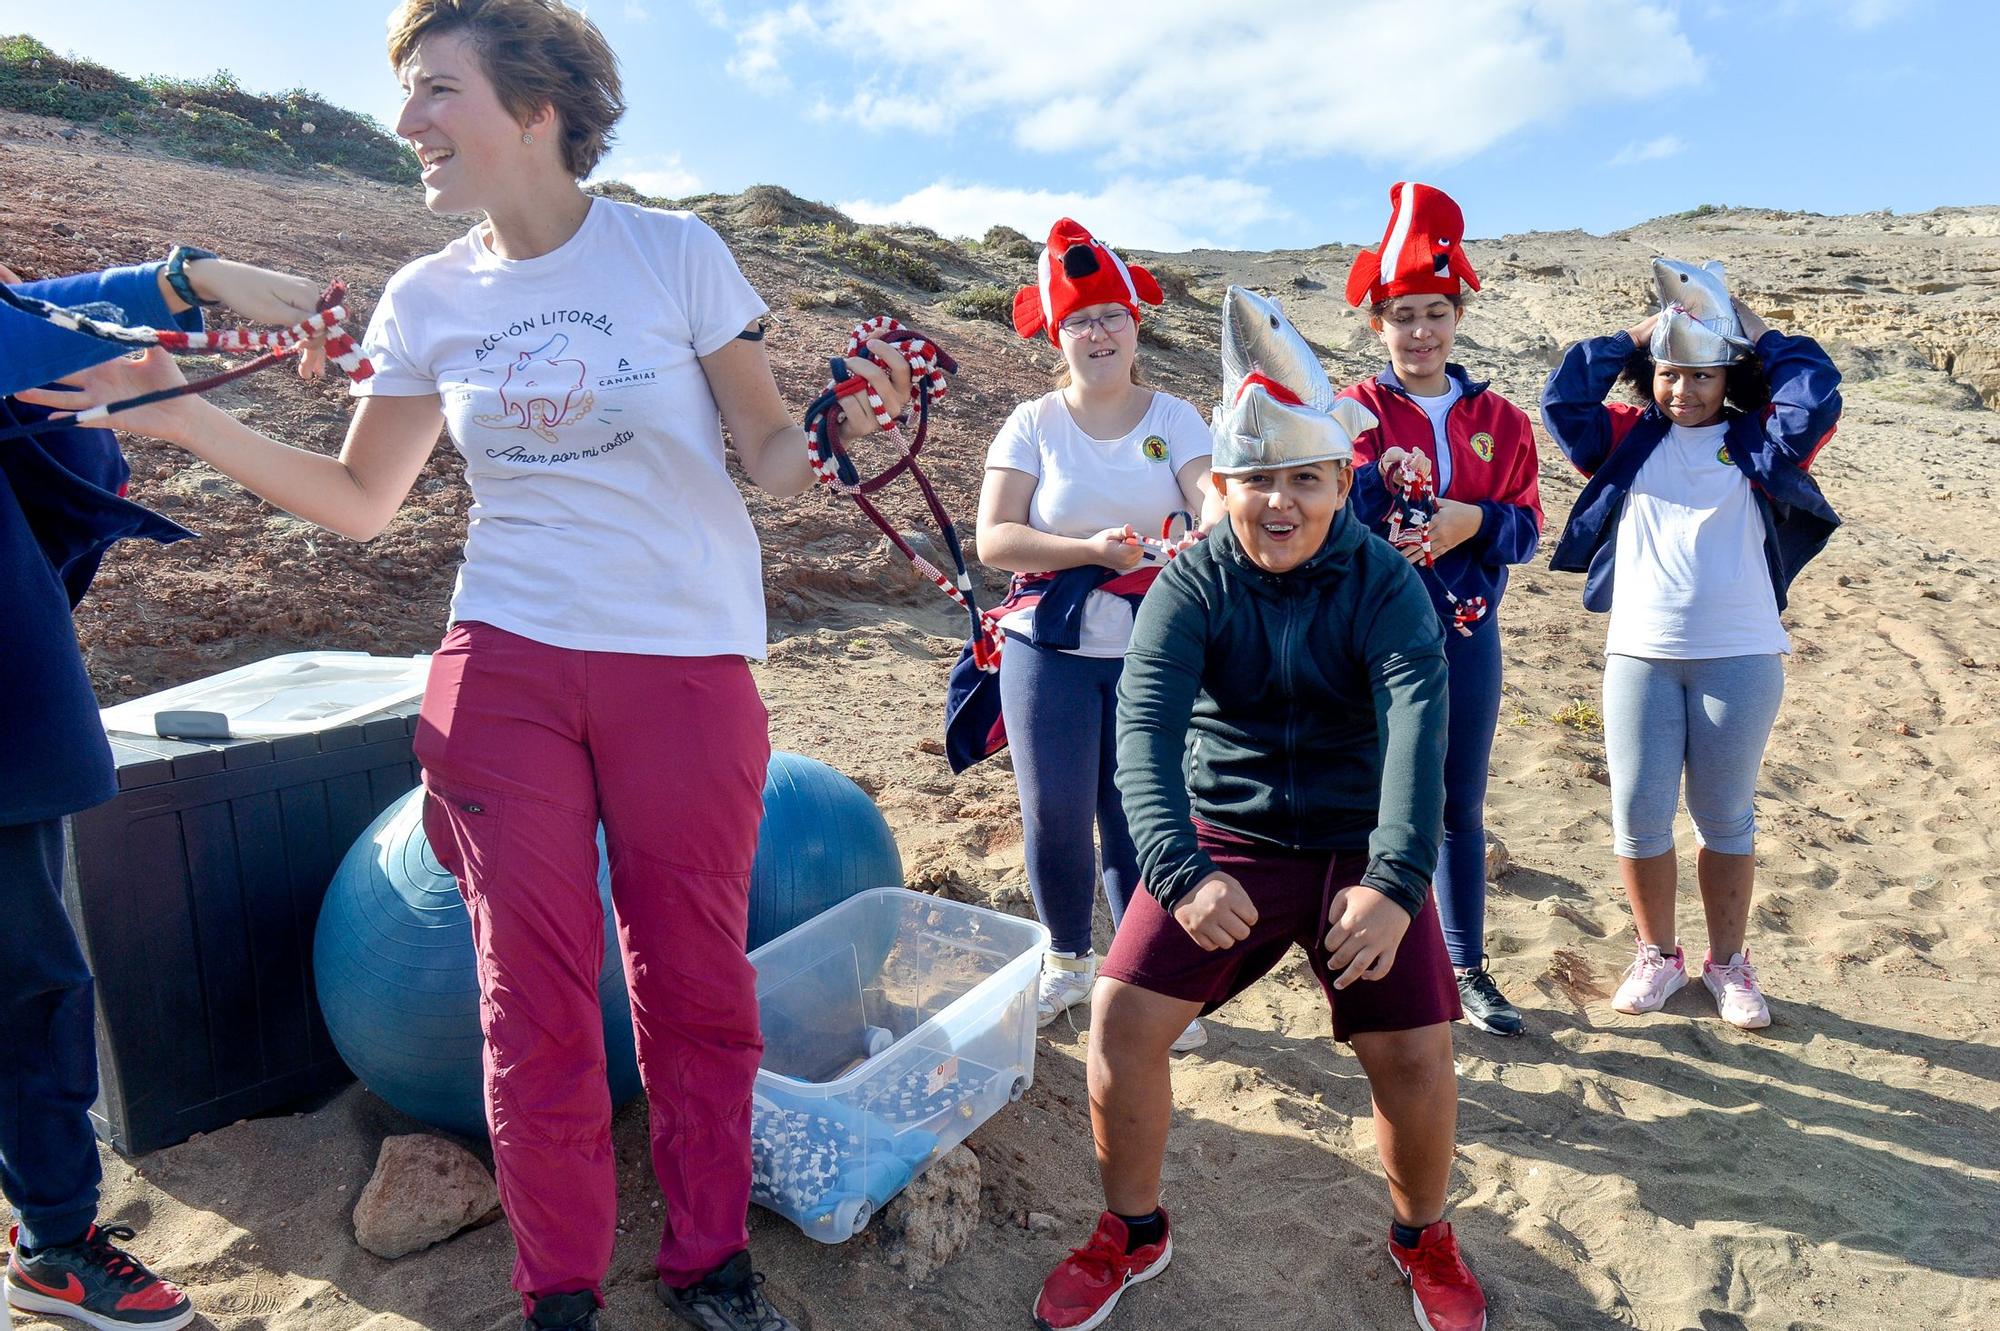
[354,198,771,657]
[1606,422,1790,659]
[1409,379,1461,494]
[985,390,1210,657]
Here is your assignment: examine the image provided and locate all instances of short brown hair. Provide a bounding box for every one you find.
[387,0,625,178]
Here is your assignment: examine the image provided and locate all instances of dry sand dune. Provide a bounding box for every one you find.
[3,109,1997,1330]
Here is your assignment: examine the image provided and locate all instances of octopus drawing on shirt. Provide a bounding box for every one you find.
[475,333,597,444]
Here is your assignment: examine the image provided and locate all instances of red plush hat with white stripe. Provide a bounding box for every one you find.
[1012,218,1164,344]
[1345,181,1482,308]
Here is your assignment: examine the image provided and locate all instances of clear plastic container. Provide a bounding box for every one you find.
[99,651,430,740]
[747,887,1048,1242]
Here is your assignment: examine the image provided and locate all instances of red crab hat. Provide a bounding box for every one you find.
[1344,181,1483,307]
[1012,218,1164,344]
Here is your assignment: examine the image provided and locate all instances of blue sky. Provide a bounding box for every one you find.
[12,0,1993,252]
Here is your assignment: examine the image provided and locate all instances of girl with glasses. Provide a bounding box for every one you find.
[975,218,1218,1054]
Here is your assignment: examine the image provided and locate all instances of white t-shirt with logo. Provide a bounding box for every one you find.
[354,198,771,657]
[984,390,1210,657]
[1408,379,1462,493]
[1606,421,1790,659]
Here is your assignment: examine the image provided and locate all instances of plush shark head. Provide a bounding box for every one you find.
[1649,257,1754,367]
[1211,285,1376,474]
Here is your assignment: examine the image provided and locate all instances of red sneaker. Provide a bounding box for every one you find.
[1032,1210,1173,1331]
[1388,1220,1486,1331]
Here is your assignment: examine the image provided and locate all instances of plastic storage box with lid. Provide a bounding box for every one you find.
[747,887,1048,1241]
[67,652,430,1154]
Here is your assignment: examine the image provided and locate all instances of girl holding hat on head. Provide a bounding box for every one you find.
[1032,304,1486,1331]
[975,219,1218,1053]
[1540,260,1840,1030]
[1339,182,1544,1037]
[21,2,913,1327]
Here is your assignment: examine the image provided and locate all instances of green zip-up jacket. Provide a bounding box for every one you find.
[1114,507,1448,918]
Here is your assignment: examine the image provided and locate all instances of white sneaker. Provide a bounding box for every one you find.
[1611,942,1687,1014]
[1036,950,1097,1028]
[1169,1019,1207,1053]
[1701,949,1772,1029]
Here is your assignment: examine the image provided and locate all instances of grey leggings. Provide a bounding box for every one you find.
[1602,653,1786,859]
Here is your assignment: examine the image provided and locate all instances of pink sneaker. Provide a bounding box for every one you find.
[1702,950,1772,1029]
[1611,942,1687,1014]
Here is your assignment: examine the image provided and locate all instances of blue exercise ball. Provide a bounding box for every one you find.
[313,787,642,1139]
[314,754,899,1136]
[747,752,903,951]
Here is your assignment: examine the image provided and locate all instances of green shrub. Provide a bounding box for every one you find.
[785,221,944,291]
[938,283,1013,323]
[0,35,415,183]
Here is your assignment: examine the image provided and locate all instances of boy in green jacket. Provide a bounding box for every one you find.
[1032,383,1487,1331]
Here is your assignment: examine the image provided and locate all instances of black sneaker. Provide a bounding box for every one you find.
[1456,963,1524,1037]
[526,1290,600,1331]
[4,1224,194,1331]
[657,1251,796,1331]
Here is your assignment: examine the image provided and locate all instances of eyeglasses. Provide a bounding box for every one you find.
[1059,308,1131,337]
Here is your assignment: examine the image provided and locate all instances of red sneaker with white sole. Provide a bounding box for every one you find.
[1388,1220,1486,1331]
[1032,1210,1172,1331]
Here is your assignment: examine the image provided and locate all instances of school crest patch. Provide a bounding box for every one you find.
[1141,435,1169,462]
[1717,444,1733,466]
[1470,432,1495,462]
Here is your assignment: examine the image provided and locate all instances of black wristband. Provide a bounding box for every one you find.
[164,246,220,308]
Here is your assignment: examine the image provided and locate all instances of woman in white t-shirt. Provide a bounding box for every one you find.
[976,219,1217,1051]
[34,4,908,1328]
[1543,287,1843,1034]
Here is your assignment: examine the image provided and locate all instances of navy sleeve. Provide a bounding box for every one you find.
[1473,501,1542,565]
[1539,331,1632,478]
[1755,330,1842,466]
[1348,460,1392,530]
[2,263,202,397]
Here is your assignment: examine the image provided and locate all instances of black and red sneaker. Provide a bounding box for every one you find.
[5,1224,194,1331]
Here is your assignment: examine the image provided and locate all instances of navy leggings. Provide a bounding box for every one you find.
[1437,617,1503,969]
[997,638,1138,956]
[0,818,102,1251]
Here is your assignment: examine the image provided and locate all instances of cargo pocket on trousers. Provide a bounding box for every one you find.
[421,778,506,892]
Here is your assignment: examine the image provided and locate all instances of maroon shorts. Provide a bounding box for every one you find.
[1100,824,1460,1042]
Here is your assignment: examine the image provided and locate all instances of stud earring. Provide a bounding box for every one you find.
[522,132,534,145]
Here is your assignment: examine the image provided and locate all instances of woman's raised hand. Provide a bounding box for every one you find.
[15,346,205,443]
[184,258,333,380]
[834,338,914,442]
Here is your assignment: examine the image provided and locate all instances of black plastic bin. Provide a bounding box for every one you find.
[61,703,421,1154]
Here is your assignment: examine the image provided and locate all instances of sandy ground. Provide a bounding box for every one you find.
[3,109,1998,1330]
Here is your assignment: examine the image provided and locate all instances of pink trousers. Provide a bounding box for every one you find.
[414,622,771,1304]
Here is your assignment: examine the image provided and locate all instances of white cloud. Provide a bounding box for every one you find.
[699,0,1701,166]
[1835,0,1914,28]
[1608,134,1687,167]
[595,152,702,198]
[622,1,650,21]
[836,175,1291,253]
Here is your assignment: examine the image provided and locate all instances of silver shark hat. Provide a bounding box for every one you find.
[1210,285,1378,473]
[1649,257,1754,367]
[1211,390,1378,474]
